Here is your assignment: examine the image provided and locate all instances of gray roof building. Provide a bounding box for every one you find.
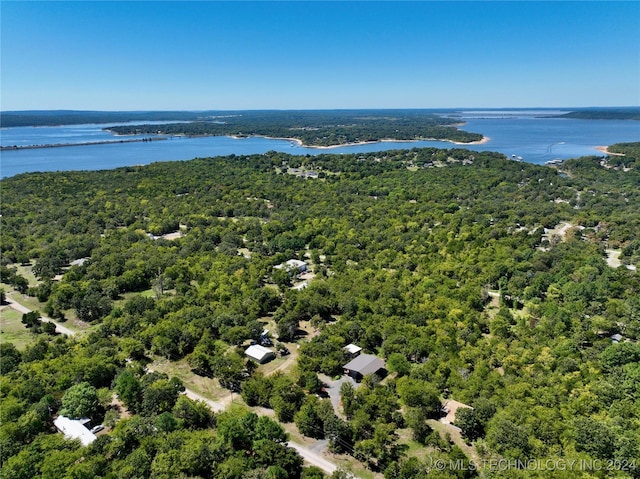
[343,353,385,381]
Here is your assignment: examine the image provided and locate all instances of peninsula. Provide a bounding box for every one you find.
[104,109,484,146]
[0,137,165,151]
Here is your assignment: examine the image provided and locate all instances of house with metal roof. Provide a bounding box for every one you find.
[245,344,276,364]
[54,416,97,447]
[343,353,386,381]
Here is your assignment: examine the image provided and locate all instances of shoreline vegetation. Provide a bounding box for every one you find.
[2,107,638,128]
[0,133,490,152]
[227,133,492,149]
[103,110,487,146]
[0,136,165,151]
[594,145,626,156]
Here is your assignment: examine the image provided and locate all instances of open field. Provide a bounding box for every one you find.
[0,305,35,350]
[150,357,234,403]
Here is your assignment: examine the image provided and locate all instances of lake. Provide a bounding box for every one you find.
[1,113,638,178]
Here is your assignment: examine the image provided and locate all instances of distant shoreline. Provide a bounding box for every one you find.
[1,132,489,152]
[0,137,166,151]
[594,145,626,156]
[231,134,490,149]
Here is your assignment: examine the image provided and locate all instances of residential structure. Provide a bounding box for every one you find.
[245,344,276,364]
[344,343,362,357]
[53,416,97,446]
[274,259,308,274]
[343,353,385,381]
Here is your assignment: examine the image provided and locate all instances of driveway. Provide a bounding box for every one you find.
[321,374,358,417]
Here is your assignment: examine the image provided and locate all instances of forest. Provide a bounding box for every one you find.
[555,108,640,121]
[105,110,483,146]
[1,142,639,478]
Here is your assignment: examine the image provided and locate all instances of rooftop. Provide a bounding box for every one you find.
[344,344,362,355]
[344,353,385,376]
[54,415,97,447]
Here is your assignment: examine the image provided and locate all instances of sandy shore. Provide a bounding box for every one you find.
[594,145,625,156]
[234,135,491,150]
[216,133,493,150]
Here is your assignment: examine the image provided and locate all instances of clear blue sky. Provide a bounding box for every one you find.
[2,1,639,110]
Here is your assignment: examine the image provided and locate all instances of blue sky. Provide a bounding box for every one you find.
[2,1,639,110]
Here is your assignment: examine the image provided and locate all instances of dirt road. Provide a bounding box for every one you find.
[5,296,76,336]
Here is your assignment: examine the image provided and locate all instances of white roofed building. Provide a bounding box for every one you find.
[54,416,97,446]
[344,344,362,356]
[245,344,276,364]
[274,259,308,274]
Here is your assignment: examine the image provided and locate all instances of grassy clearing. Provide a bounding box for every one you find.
[150,357,233,403]
[426,419,479,464]
[0,306,36,350]
[330,454,381,479]
[14,263,40,288]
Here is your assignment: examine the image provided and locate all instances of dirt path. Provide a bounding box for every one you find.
[5,296,76,336]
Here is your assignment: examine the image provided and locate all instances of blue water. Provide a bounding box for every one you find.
[1,114,638,178]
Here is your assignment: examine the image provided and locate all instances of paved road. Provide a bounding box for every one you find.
[5,296,76,336]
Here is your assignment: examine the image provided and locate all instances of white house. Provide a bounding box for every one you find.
[245,344,276,364]
[274,259,307,274]
[53,416,97,446]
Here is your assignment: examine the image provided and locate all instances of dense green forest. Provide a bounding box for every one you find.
[555,108,640,121]
[1,143,639,478]
[106,110,483,146]
[0,110,214,127]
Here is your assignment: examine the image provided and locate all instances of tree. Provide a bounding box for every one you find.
[396,377,441,417]
[455,408,483,442]
[340,381,355,419]
[486,415,531,460]
[60,382,99,419]
[74,284,113,322]
[114,370,142,412]
[301,466,326,479]
[276,312,299,342]
[254,415,288,444]
[141,377,184,416]
[295,397,325,439]
[21,311,42,329]
[0,342,22,373]
[405,407,432,444]
[172,396,215,429]
[387,353,411,377]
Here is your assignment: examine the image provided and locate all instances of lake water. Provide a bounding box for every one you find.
[1,113,638,178]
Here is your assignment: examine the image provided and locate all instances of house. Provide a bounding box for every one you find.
[344,343,362,357]
[245,344,276,364]
[611,333,623,343]
[274,259,308,275]
[343,353,385,381]
[53,415,97,446]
